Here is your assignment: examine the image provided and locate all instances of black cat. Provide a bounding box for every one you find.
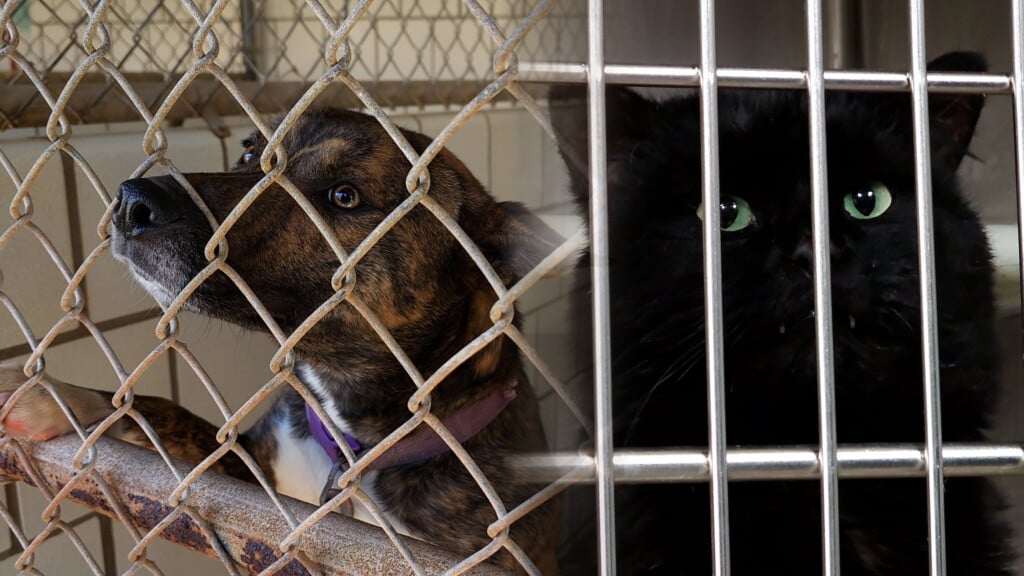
[552,51,1014,575]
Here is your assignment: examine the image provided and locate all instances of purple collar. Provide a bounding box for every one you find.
[306,380,517,473]
[305,404,362,461]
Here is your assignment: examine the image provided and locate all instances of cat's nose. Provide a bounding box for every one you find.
[790,233,814,273]
[790,232,843,274]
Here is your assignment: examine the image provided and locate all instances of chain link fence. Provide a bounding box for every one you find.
[0,0,589,574]
[1,0,585,127]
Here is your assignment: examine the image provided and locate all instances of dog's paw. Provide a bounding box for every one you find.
[0,362,112,441]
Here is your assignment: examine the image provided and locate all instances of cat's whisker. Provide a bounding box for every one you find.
[622,349,703,446]
[849,314,856,330]
[885,306,915,333]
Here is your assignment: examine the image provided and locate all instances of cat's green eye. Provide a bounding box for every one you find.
[697,196,755,232]
[844,182,892,220]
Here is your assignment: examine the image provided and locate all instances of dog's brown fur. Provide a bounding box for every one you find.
[0,109,561,573]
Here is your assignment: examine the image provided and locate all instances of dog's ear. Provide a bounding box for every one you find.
[465,200,564,285]
[497,201,564,282]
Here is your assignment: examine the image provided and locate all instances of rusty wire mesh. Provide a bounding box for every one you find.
[0,0,589,574]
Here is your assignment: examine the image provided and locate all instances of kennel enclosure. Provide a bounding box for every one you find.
[1,0,1024,575]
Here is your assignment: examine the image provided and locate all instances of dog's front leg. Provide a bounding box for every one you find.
[0,362,254,480]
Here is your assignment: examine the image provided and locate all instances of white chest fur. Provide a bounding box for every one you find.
[268,417,418,538]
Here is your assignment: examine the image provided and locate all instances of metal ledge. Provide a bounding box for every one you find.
[519,62,1013,93]
[0,74,527,130]
[0,434,512,575]
[514,443,1024,483]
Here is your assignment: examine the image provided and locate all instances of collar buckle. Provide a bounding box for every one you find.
[319,459,356,516]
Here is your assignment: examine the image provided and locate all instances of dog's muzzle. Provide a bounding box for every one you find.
[114,178,184,238]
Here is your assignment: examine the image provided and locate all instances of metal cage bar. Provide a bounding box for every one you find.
[804,0,841,573]
[825,0,859,69]
[528,2,1024,575]
[1013,0,1024,328]
[907,1,948,573]
[516,444,1024,483]
[697,1,732,575]
[519,63,1013,93]
[584,0,617,575]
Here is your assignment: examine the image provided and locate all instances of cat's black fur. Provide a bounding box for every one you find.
[552,51,1014,575]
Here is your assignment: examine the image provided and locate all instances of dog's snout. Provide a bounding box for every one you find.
[116,178,182,237]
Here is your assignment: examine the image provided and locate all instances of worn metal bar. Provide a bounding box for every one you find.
[238,0,260,80]
[584,0,617,573]
[518,62,1012,93]
[907,0,946,573]
[0,435,514,576]
[1012,0,1024,343]
[824,0,859,69]
[0,76,535,129]
[804,0,840,573]
[697,1,731,575]
[513,444,1024,483]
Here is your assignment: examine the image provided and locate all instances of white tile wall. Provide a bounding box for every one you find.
[7,487,110,575]
[375,19,422,81]
[262,0,309,20]
[0,138,74,351]
[111,518,225,574]
[262,18,328,82]
[0,490,9,556]
[455,17,495,78]
[413,110,491,188]
[377,0,466,19]
[3,321,173,404]
[518,274,565,316]
[170,312,281,428]
[484,109,546,206]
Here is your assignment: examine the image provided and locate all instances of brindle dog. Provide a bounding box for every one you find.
[0,109,561,573]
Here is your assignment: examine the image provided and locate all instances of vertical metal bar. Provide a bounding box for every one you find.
[824,0,859,69]
[3,484,21,559]
[697,1,731,575]
[97,515,118,576]
[239,0,261,80]
[805,1,841,574]
[907,1,947,574]
[586,0,617,574]
[1012,0,1024,346]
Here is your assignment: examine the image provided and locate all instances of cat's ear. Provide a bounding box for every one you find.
[926,51,987,170]
[549,85,658,195]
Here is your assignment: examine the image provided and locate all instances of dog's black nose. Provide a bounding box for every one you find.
[115,178,183,237]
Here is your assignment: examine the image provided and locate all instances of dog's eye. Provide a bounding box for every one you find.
[328,183,361,209]
[240,146,256,165]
